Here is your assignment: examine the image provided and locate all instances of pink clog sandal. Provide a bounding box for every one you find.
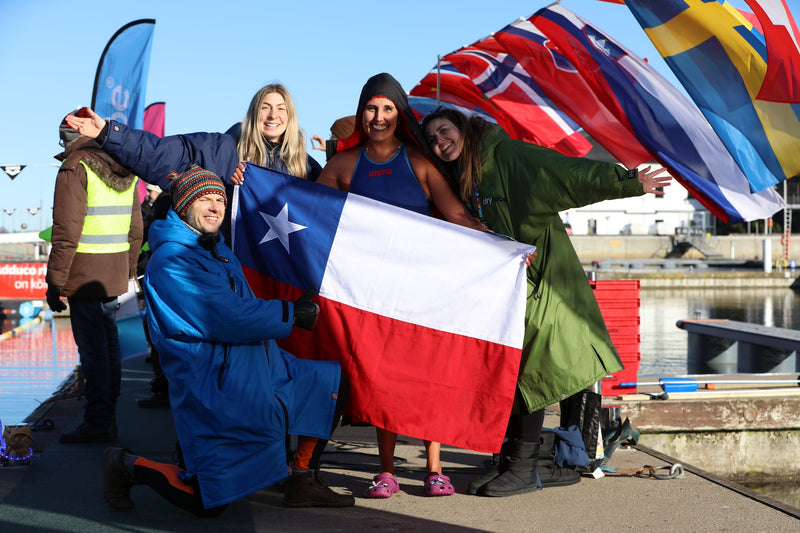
[425,472,455,496]
[364,473,400,498]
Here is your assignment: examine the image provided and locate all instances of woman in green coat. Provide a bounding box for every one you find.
[423,108,671,497]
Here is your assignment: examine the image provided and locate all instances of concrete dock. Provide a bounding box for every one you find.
[1,352,799,532]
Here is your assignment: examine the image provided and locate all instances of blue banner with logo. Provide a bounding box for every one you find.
[91,19,155,130]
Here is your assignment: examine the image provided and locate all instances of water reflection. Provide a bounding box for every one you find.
[0,313,78,426]
[638,286,800,511]
[740,481,800,511]
[639,287,800,378]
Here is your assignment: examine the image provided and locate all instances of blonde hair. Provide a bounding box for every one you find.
[236,84,309,179]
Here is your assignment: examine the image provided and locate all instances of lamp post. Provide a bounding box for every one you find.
[3,208,16,232]
[26,207,39,233]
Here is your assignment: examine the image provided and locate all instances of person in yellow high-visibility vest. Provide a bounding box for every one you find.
[46,108,142,444]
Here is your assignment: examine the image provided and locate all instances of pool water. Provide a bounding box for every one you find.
[0,314,79,425]
[0,300,149,426]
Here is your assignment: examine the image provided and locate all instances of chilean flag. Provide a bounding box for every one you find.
[231,164,533,452]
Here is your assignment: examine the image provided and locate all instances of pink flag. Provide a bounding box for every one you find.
[136,102,166,202]
[143,101,166,137]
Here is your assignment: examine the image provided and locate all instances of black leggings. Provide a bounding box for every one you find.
[506,389,546,443]
[305,373,351,471]
[133,458,227,518]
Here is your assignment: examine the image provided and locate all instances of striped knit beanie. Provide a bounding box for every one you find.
[168,164,227,218]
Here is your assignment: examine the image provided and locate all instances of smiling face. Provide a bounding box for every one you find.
[258,92,288,142]
[184,193,226,234]
[425,117,464,162]
[362,96,399,142]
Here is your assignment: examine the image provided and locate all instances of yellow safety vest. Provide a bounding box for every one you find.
[76,160,136,254]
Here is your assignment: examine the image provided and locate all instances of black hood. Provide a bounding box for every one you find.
[337,73,427,154]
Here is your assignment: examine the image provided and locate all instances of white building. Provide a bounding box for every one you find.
[561,137,710,236]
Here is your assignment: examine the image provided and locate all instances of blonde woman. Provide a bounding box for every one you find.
[229,83,320,182]
[70,82,320,188]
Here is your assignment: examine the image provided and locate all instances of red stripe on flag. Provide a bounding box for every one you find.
[244,265,519,453]
[746,0,800,103]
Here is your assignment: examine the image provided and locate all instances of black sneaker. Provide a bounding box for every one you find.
[283,471,355,508]
[103,447,134,509]
[59,422,114,444]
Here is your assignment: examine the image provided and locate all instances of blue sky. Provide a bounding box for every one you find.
[0,0,753,232]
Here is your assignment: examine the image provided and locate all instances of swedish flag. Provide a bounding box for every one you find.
[626,0,800,193]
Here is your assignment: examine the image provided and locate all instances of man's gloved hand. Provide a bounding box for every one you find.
[46,285,67,312]
[292,287,320,331]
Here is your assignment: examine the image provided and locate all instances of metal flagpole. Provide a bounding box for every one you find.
[436,55,441,106]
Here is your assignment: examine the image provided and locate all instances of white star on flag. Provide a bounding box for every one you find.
[259,203,307,253]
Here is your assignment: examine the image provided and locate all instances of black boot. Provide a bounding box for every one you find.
[468,452,506,495]
[283,471,355,508]
[537,433,581,488]
[103,447,135,509]
[481,439,540,497]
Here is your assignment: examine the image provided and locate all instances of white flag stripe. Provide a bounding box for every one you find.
[320,193,532,348]
[617,53,785,220]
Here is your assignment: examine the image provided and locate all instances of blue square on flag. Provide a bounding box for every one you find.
[232,164,345,291]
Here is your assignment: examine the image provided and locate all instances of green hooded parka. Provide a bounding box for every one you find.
[475,126,643,412]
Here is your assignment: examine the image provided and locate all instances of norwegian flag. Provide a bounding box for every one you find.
[410,45,592,157]
[411,67,497,118]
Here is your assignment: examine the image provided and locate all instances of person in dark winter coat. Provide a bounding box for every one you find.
[423,107,671,497]
[47,108,143,444]
[102,165,354,516]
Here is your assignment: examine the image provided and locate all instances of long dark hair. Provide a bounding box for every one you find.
[422,108,490,202]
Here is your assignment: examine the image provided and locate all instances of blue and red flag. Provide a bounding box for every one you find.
[492,16,654,169]
[625,0,800,192]
[519,6,785,223]
[410,68,498,119]
[231,164,533,452]
[446,44,592,157]
[91,19,155,130]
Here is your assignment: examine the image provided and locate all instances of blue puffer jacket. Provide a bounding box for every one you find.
[143,210,340,508]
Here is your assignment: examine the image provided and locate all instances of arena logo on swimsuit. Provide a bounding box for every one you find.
[369,169,392,177]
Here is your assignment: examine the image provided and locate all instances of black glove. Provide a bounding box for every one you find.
[292,287,319,331]
[46,285,67,312]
